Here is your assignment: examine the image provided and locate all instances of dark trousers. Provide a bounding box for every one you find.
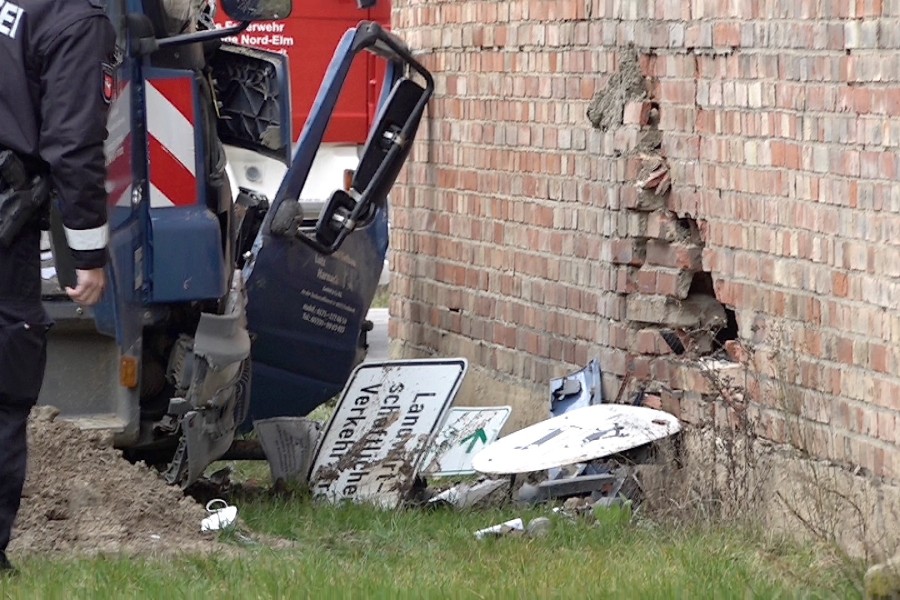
[0,400,30,554]
[0,226,48,555]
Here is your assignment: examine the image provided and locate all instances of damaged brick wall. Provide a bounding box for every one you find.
[388,0,900,481]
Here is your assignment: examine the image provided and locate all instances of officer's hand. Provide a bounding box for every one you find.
[66,268,107,306]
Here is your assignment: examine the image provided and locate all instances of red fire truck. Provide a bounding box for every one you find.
[218,1,392,236]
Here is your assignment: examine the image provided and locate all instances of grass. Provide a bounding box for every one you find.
[371,284,390,309]
[0,477,862,599]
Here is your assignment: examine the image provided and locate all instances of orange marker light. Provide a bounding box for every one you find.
[343,169,355,192]
[120,356,139,389]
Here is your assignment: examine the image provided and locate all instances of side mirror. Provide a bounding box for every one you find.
[310,78,428,253]
[220,0,292,22]
[351,78,427,206]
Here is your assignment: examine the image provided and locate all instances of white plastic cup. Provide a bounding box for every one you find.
[200,498,238,532]
[473,517,525,540]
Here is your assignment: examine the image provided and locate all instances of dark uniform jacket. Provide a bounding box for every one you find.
[0,0,115,271]
[0,0,114,401]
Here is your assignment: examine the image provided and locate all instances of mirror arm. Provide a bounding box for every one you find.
[351,23,435,95]
[157,20,250,49]
[295,133,415,256]
[375,41,434,95]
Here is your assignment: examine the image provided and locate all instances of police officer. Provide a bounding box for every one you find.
[0,0,115,573]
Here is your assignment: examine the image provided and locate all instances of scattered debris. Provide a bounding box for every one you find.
[420,406,511,477]
[548,360,604,479]
[471,404,681,475]
[308,359,467,508]
[564,496,590,513]
[550,359,602,418]
[552,495,635,525]
[519,474,619,504]
[200,499,238,532]
[254,417,322,484]
[206,466,233,488]
[474,517,524,540]
[475,517,553,540]
[525,517,552,537]
[427,479,507,509]
[592,496,629,510]
[515,482,540,504]
[634,154,671,196]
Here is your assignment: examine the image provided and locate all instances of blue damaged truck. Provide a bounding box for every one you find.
[38,0,432,486]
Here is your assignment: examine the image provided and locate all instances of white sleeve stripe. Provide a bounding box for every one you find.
[64,224,109,251]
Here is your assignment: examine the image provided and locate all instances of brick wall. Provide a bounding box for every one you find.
[388,0,900,481]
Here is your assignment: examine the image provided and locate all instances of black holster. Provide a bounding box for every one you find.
[0,150,50,248]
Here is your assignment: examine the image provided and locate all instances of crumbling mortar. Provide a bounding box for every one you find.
[588,44,738,407]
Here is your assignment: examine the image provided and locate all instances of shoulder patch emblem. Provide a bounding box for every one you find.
[101,63,115,104]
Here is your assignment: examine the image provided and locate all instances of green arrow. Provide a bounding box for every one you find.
[461,428,488,453]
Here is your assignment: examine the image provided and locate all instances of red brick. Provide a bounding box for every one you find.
[859,0,884,15]
[877,411,897,443]
[391,3,900,484]
[623,100,654,126]
[712,22,742,47]
[645,240,703,271]
[636,269,658,294]
[656,268,695,298]
[869,343,889,373]
[659,389,682,419]
[634,329,668,355]
[646,210,677,240]
[724,340,748,363]
[642,394,663,410]
[610,239,647,266]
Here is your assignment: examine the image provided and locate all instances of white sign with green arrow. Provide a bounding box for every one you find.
[420,406,512,477]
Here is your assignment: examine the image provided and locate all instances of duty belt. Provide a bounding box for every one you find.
[0,145,45,189]
[0,149,50,246]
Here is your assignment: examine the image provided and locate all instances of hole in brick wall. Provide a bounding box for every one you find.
[688,270,715,296]
[714,308,739,351]
[690,270,739,355]
[586,45,646,132]
[647,102,661,127]
[676,217,702,243]
[660,271,738,358]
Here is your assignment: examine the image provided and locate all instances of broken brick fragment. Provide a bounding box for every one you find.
[623,100,654,126]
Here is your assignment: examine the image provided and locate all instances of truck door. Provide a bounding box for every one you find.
[241,22,432,422]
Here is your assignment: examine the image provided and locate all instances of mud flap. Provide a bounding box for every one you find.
[181,403,237,487]
[165,272,251,487]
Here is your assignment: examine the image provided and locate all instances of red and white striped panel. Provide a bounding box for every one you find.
[146,77,198,208]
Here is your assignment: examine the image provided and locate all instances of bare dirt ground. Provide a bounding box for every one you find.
[8,407,221,556]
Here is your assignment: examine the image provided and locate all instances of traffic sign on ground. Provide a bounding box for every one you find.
[420,406,512,477]
[471,404,681,475]
[309,358,467,507]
